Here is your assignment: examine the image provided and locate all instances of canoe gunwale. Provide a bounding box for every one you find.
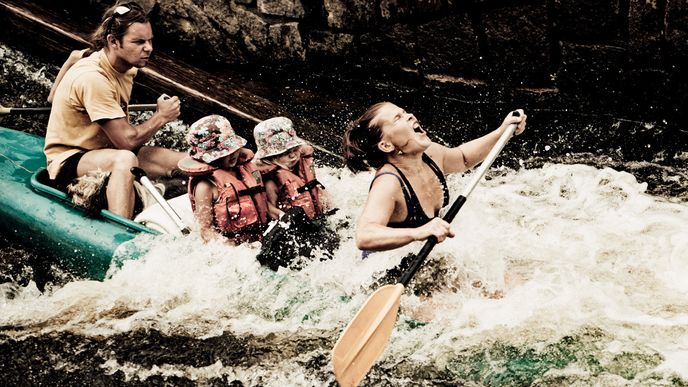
[1,123,165,280]
[30,167,158,235]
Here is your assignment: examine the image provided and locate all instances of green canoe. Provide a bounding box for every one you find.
[0,126,159,280]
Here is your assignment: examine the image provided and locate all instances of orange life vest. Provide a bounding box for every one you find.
[179,149,270,239]
[263,146,324,220]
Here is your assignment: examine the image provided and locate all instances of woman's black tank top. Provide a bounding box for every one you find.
[369,153,449,228]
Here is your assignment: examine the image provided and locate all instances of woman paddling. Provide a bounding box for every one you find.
[342,102,527,252]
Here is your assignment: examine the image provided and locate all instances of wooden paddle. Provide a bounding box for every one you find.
[0,103,157,115]
[331,112,522,387]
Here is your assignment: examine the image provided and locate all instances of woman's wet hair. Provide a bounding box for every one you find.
[89,2,149,52]
[342,102,389,173]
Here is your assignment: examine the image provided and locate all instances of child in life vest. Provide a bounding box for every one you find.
[178,115,270,243]
[253,117,327,220]
[253,117,339,270]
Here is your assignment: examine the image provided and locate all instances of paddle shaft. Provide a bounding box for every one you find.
[130,167,190,235]
[0,103,157,115]
[399,119,519,286]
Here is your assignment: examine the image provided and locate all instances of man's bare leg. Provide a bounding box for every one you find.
[137,146,185,178]
[78,149,139,218]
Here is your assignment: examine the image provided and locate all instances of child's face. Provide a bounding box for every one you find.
[273,147,301,169]
[217,149,242,169]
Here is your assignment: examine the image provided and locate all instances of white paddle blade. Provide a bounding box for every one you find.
[332,284,405,386]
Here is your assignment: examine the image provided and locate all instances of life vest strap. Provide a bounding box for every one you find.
[297,179,323,193]
[239,185,267,196]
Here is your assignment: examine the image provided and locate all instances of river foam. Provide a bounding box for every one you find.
[1,163,687,385]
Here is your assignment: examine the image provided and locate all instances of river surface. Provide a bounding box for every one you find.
[2,43,688,386]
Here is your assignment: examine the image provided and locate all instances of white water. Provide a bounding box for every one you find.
[1,163,688,385]
[3,39,687,385]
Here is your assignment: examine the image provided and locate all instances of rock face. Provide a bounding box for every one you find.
[118,0,682,125]
[14,0,687,159]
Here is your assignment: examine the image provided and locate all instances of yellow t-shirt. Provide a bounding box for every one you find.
[44,49,137,179]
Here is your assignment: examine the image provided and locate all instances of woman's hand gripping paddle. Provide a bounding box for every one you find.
[130,167,190,235]
[331,112,522,387]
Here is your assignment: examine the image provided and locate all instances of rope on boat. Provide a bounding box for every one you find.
[0,149,35,174]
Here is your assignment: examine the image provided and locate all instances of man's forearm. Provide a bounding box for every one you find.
[131,112,168,146]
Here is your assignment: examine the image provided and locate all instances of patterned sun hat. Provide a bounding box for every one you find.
[253,117,305,160]
[187,115,247,163]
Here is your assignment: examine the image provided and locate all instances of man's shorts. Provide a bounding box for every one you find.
[51,152,84,191]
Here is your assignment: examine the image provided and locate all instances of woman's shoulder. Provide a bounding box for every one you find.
[423,144,447,172]
[424,143,444,159]
[372,164,400,180]
[370,166,404,192]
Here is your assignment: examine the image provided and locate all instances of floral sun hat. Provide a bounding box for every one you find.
[187,115,247,163]
[253,117,305,160]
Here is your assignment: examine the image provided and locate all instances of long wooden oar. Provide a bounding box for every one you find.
[331,112,522,387]
[0,103,157,115]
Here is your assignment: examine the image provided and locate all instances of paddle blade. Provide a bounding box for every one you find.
[332,284,405,386]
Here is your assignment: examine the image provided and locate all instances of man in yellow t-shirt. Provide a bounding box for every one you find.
[45,2,183,219]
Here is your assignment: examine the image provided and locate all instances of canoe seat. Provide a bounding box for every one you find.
[134,194,198,235]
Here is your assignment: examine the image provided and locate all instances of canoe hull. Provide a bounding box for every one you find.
[0,126,155,280]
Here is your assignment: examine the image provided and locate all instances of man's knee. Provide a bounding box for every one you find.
[110,150,139,173]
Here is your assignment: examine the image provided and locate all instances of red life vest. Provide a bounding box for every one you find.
[179,149,270,239]
[262,146,324,220]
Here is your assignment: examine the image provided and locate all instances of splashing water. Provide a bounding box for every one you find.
[2,38,686,386]
[1,162,687,385]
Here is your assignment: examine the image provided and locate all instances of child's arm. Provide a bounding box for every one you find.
[193,180,220,243]
[301,145,333,211]
[264,179,285,220]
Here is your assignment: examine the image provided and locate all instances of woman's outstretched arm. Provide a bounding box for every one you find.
[428,109,527,174]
